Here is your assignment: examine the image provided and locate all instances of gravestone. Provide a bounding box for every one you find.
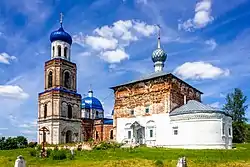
[14,155,26,167]
[176,157,187,167]
[70,147,75,156]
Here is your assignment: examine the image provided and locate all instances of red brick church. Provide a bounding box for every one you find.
[81,90,114,142]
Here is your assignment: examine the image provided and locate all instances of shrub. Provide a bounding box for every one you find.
[154,160,164,167]
[46,149,52,157]
[29,149,37,157]
[51,150,67,160]
[28,142,37,148]
[36,144,42,150]
[93,141,122,150]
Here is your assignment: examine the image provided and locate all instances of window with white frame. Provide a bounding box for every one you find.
[222,122,225,135]
[145,106,149,114]
[130,110,134,115]
[146,120,156,139]
[149,129,153,138]
[229,127,232,136]
[173,127,178,135]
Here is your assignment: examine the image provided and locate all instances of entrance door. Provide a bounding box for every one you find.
[66,130,72,143]
[136,127,145,144]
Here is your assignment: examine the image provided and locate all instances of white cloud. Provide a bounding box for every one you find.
[74,20,157,63]
[178,0,214,32]
[209,102,222,109]
[102,49,129,63]
[133,20,157,36]
[205,39,217,50]
[174,61,230,80]
[0,52,17,64]
[0,85,29,100]
[85,36,118,51]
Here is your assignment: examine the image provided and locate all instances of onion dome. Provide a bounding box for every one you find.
[50,13,72,45]
[152,48,167,63]
[81,90,104,110]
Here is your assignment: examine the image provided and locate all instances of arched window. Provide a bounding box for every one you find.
[52,46,55,57]
[68,104,72,119]
[110,130,113,139]
[44,104,47,118]
[64,71,70,89]
[64,47,68,58]
[96,111,99,118]
[58,45,61,57]
[48,71,53,88]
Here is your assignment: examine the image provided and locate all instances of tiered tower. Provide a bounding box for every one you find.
[37,14,82,144]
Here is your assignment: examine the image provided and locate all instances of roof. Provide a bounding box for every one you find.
[39,87,81,96]
[82,96,104,110]
[110,71,203,94]
[103,119,113,125]
[169,100,230,117]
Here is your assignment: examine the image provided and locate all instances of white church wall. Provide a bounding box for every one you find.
[116,113,171,146]
[168,113,233,149]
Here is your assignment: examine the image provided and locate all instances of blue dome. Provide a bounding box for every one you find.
[82,96,104,110]
[50,26,72,45]
[152,48,167,63]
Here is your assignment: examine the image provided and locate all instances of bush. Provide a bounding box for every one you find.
[46,149,52,157]
[29,149,38,157]
[36,144,42,151]
[154,160,164,167]
[51,150,67,160]
[28,142,37,148]
[93,141,122,150]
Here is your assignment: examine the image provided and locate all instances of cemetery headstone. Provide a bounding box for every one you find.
[14,155,26,167]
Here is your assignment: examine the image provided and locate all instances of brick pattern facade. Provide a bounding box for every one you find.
[44,58,77,91]
[38,58,82,144]
[111,73,202,139]
[81,119,114,142]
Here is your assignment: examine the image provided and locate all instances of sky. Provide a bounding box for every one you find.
[0,0,250,141]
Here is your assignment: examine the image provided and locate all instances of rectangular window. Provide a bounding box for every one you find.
[222,122,225,135]
[145,108,149,113]
[130,110,134,115]
[128,131,131,139]
[149,129,153,138]
[229,128,231,136]
[173,127,178,135]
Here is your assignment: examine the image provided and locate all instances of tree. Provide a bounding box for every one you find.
[223,88,248,143]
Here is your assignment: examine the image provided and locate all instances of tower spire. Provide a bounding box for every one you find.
[157,24,161,49]
[152,24,167,73]
[60,12,64,27]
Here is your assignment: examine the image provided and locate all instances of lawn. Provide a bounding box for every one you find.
[1,144,250,167]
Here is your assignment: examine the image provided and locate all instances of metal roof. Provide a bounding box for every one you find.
[110,71,203,94]
[169,100,230,116]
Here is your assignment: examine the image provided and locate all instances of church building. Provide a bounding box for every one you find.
[111,28,233,149]
[37,14,232,149]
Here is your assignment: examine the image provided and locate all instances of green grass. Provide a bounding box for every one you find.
[1,144,250,167]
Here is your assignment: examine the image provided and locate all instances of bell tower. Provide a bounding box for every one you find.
[37,14,82,144]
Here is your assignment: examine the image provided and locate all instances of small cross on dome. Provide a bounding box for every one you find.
[60,12,64,26]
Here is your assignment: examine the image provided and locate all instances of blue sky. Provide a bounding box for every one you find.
[0,0,250,141]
